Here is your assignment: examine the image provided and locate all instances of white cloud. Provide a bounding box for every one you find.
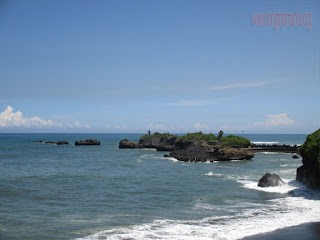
[252,113,295,126]
[0,106,63,128]
[210,81,269,91]
[167,99,216,106]
[193,122,209,131]
[74,121,90,128]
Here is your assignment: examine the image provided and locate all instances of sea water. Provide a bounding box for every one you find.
[0,133,319,240]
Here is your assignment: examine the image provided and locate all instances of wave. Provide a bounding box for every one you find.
[76,182,320,240]
[205,171,222,177]
[252,141,279,145]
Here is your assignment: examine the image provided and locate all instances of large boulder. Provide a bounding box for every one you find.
[296,129,320,189]
[258,173,284,187]
[75,139,100,146]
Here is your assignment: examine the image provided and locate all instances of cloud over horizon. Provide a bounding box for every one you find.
[0,106,63,128]
[252,113,295,127]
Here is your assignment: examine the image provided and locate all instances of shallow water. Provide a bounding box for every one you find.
[1,133,319,240]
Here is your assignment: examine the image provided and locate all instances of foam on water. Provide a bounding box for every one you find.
[165,157,179,162]
[252,141,279,145]
[76,182,320,240]
[205,171,222,177]
[238,179,298,194]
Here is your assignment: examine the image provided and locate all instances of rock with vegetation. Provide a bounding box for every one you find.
[119,131,253,161]
[75,139,100,146]
[258,173,284,187]
[167,132,253,162]
[296,129,320,189]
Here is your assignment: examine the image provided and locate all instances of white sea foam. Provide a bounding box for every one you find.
[76,182,320,240]
[204,171,222,177]
[141,148,157,151]
[165,157,178,162]
[238,179,298,194]
[252,141,279,145]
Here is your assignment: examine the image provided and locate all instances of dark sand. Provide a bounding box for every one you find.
[241,222,320,240]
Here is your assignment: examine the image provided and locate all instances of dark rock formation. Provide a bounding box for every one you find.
[75,139,100,146]
[167,141,254,162]
[139,134,178,151]
[33,140,68,145]
[292,154,299,159]
[119,139,139,148]
[258,173,284,187]
[118,135,178,151]
[296,129,320,189]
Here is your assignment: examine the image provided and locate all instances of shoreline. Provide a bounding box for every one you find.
[241,222,320,240]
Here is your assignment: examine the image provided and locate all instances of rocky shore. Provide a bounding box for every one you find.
[296,129,320,189]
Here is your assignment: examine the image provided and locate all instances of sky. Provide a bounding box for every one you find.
[0,0,319,134]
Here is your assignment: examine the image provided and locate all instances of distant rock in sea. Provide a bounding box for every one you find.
[258,173,284,187]
[75,139,101,146]
[296,129,320,189]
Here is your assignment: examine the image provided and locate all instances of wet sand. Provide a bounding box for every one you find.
[241,222,320,240]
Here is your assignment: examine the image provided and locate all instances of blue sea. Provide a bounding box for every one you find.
[1,133,320,240]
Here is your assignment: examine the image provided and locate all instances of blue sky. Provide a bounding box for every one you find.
[0,0,319,134]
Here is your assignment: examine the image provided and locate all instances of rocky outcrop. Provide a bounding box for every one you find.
[118,135,178,151]
[292,154,299,159]
[33,140,68,145]
[296,129,320,189]
[166,141,254,162]
[258,173,284,187]
[75,139,100,146]
[119,139,139,148]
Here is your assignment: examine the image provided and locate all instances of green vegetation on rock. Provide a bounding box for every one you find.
[220,135,251,148]
[177,131,217,144]
[176,131,250,147]
[299,129,320,165]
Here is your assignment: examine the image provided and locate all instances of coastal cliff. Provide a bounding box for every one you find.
[296,129,320,189]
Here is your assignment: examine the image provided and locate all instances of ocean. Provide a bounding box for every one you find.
[0,133,319,240]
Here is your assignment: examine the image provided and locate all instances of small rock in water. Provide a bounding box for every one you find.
[258,172,284,187]
[292,154,299,159]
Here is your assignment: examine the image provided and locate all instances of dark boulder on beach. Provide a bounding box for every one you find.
[75,139,100,146]
[258,173,284,187]
[296,129,320,189]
